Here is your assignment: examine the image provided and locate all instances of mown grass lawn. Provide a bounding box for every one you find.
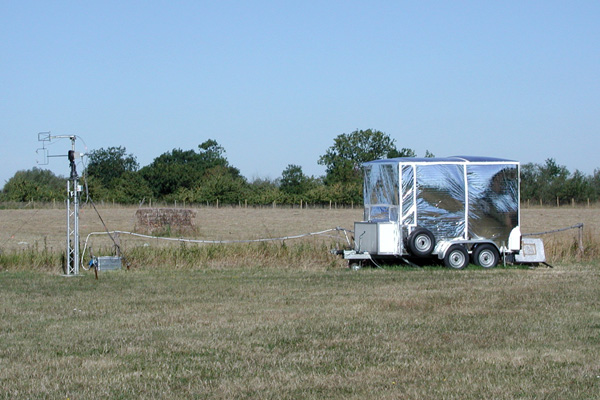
[1,264,599,399]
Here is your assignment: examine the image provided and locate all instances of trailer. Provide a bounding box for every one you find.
[343,156,545,269]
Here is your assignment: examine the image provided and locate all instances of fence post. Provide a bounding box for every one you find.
[114,232,121,257]
[578,224,584,256]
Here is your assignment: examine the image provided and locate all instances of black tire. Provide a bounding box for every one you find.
[473,244,500,269]
[407,228,436,257]
[444,245,469,269]
[349,262,362,271]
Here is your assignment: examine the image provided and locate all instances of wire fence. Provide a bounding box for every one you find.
[4,199,600,211]
[523,223,585,255]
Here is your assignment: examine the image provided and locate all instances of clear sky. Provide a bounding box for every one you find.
[1,1,599,188]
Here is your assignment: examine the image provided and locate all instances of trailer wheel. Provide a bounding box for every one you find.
[349,261,362,271]
[407,228,436,257]
[444,245,469,269]
[473,244,499,269]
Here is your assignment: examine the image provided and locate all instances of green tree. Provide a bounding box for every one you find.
[197,139,229,168]
[140,139,244,201]
[140,148,204,197]
[246,178,282,205]
[591,169,600,201]
[140,140,243,199]
[563,170,593,203]
[388,147,417,158]
[111,171,154,204]
[520,162,541,202]
[1,168,65,202]
[519,159,597,205]
[318,129,406,185]
[279,164,316,197]
[539,158,569,203]
[86,146,139,189]
[175,166,247,204]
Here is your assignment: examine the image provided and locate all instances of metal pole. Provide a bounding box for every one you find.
[66,175,80,275]
[65,137,80,276]
[66,180,71,275]
[73,174,80,275]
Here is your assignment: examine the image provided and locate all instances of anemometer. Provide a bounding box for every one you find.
[37,132,85,276]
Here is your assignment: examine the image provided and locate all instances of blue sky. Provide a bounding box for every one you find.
[1,1,599,188]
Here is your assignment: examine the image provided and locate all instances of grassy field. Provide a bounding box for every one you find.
[1,265,599,399]
[1,206,599,398]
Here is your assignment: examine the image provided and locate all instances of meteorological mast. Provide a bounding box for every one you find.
[37,132,85,276]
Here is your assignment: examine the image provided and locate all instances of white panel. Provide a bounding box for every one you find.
[377,222,401,255]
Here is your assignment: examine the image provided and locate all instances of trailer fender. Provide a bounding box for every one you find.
[508,226,521,251]
[434,241,454,259]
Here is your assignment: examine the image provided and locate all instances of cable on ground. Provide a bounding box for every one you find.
[81,227,353,270]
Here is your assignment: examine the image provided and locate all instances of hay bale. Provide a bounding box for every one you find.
[135,208,197,235]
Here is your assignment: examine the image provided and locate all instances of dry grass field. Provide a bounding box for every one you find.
[1,204,598,253]
[1,205,599,398]
[0,206,360,252]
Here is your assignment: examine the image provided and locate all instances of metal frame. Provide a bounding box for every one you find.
[65,137,81,276]
[66,179,80,275]
[38,133,82,276]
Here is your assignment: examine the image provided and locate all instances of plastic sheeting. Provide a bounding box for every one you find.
[363,163,399,222]
[467,164,519,242]
[363,157,519,248]
[415,163,466,240]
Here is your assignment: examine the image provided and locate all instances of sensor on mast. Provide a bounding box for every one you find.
[37,132,84,276]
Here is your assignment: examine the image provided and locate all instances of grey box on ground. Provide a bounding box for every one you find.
[97,256,122,271]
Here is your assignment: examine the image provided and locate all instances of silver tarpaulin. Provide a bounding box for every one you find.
[363,157,519,248]
[467,164,519,242]
[415,163,466,240]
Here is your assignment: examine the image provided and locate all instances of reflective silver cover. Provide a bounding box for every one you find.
[467,164,519,243]
[363,156,519,249]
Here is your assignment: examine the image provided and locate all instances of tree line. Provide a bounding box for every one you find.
[2,129,599,206]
